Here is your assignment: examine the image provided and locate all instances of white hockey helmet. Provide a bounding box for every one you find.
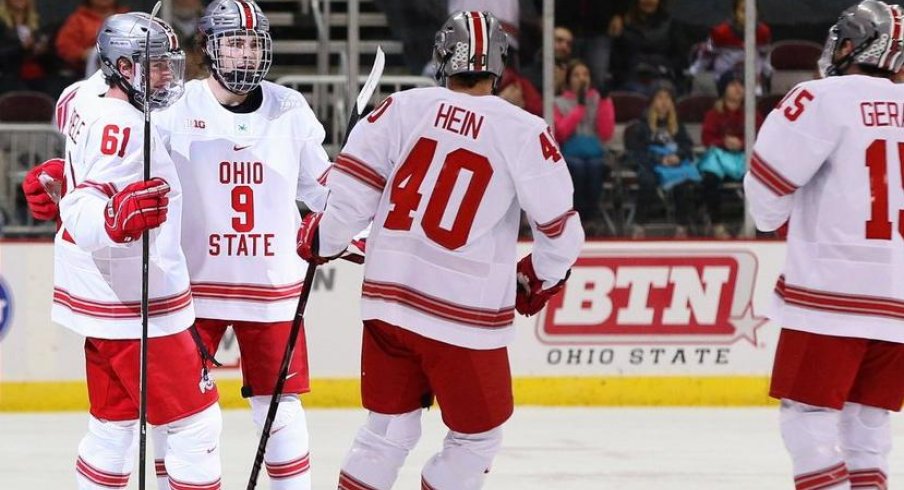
[432,11,509,87]
[97,12,186,111]
[199,0,272,94]
[818,0,904,77]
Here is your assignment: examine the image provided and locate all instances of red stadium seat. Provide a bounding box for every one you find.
[770,40,823,71]
[0,91,55,123]
[675,94,717,124]
[609,91,650,124]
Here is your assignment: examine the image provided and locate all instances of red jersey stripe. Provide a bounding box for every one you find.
[776,275,904,321]
[335,153,386,191]
[536,209,577,238]
[362,280,515,328]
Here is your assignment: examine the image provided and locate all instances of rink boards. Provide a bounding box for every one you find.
[0,240,785,411]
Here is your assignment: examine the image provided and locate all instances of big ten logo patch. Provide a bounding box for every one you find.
[538,250,767,345]
[0,277,12,342]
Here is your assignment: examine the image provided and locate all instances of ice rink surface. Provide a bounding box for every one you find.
[3,407,902,489]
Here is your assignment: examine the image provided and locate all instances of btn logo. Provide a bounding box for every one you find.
[0,277,13,342]
[538,250,767,345]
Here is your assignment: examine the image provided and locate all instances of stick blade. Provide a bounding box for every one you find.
[149,0,163,19]
[356,46,385,114]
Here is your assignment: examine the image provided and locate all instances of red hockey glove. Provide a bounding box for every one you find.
[22,158,65,221]
[104,178,170,244]
[515,254,569,317]
[296,212,330,264]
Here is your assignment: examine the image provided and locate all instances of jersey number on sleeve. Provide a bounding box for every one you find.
[100,124,132,157]
[781,88,814,122]
[864,139,904,240]
[383,136,493,250]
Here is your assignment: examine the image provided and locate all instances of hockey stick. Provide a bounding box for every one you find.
[245,46,386,490]
[138,3,162,490]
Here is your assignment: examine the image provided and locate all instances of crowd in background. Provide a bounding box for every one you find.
[1,0,835,238]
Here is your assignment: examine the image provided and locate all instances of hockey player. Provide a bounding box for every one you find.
[55,13,222,490]
[745,1,904,489]
[152,1,331,487]
[296,11,583,490]
[25,2,330,487]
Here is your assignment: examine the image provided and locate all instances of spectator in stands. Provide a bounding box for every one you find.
[497,66,542,116]
[625,85,701,238]
[556,0,629,89]
[523,25,573,94]
[689,0,773,95]
[610,0,689,97]
[0,0,49,92]
[554,59,615,231]
[699,70,763,238]
[55,0,126,76]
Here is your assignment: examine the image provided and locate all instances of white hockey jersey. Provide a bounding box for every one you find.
[745,75,904,343]
[319,87,584,349]
[155,79,331,322]
[53,92,194,339]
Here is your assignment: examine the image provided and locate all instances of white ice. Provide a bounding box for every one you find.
[2,407,902,489]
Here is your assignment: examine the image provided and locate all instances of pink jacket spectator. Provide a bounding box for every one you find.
[553,89,615,144]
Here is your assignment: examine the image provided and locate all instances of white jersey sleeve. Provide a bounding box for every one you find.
[59,122,146,251]
[294,101,332,212]
[512,125,583,286]
[744,81,840,231]
[318,98,399,257]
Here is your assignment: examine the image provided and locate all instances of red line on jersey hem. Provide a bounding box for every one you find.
[191,281,303,302]
[362,280,515,328]
[54,288,192,319]
[775,275,904,321]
